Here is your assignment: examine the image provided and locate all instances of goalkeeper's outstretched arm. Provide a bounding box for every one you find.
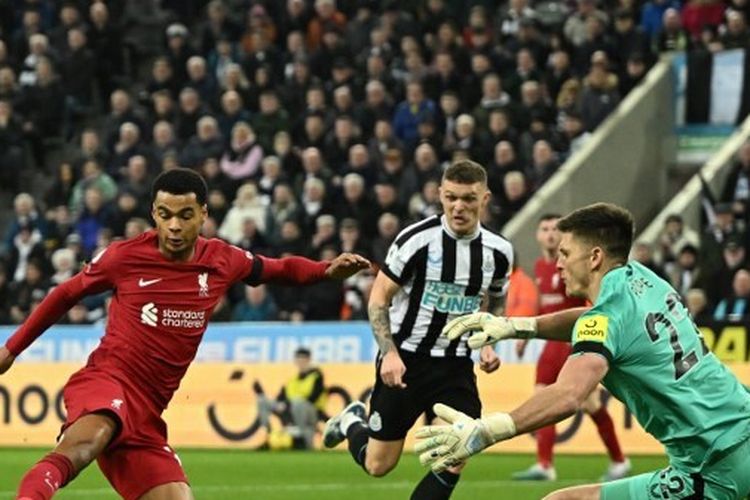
[534,307,589,342]
[415,352,608,471]
[442,307,588,348]
[509,352,608,434]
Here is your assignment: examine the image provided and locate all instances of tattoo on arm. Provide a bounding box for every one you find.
[369,304,396,354]
[488,295,505,316]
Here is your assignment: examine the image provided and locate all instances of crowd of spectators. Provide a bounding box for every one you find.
[631,140,750,323]
[0,0,747,326]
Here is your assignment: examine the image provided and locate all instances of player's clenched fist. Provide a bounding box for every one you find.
[415,404,516,472]
[379,350,407,389]
[442,313,538,349]
[479,345,501,373]
[0,346,15,374]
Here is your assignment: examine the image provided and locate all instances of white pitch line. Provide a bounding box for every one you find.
[0,479,588,497]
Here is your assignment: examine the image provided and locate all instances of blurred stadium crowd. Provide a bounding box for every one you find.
[0,0,748,326]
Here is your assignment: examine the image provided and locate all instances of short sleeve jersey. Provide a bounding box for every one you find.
[382,215,513,357]
[571,261,750,470]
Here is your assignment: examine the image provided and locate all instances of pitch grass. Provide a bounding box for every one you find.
[0,449,666,499]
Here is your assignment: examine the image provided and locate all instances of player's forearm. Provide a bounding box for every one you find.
[534,307,588,342]
[368,272,401,355]
[5,275,86,356]
[257,255,329,285]
[369,302,397,354]
[508,383,581,435]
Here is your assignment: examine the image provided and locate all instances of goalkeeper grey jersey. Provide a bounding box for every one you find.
[381,214,512,357]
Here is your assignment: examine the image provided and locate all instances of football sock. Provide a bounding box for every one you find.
[410,470,460,500]
[590,407,625,462]
[345,422,369,471]
[17,452,75,500]
[536,424,555,468]
[340,411,362,436]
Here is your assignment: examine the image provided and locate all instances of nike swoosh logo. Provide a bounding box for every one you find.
[138,278,163,287]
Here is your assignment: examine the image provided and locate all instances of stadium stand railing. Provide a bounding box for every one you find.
[504,56,676,273]
[638,113,750,245]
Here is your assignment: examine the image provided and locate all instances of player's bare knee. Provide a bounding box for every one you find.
[365,455,399,477]
[58,441,97,470]
[56,415,117,469]
[58,435,107,469]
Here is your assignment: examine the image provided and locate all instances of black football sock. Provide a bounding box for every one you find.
[410,470,460,500]
[346,421,369,471]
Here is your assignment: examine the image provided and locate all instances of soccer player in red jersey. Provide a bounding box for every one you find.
[513,214,630,482]
[0,168,371,500]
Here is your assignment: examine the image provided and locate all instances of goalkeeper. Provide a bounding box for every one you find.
[416,203,750,499]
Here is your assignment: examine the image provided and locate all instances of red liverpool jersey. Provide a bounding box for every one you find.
[534,257,586,315]
[73,231,256,409]
[7,230,330,413]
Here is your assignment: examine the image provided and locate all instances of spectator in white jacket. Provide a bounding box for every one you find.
[218,182,267,244]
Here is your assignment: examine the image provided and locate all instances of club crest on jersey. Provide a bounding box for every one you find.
[198,272,209,297]
[427,250,442,267]
[482,257,494,273]
[369,411,383,432]
[575,315,609,343]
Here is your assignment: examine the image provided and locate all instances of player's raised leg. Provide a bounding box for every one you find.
[410,455,465,499]
[363,439,404,477]
[324,400,404,476]
[17,412,118,499]
[409,362,485,500]
[96,437,191,500]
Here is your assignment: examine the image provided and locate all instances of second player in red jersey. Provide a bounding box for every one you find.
[1,169,370,500]
[533,255,587,386]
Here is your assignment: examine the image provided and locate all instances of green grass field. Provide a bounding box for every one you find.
[0,449,667,499]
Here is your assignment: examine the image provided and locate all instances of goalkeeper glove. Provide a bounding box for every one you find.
[414,404,516,472]
[442,313,537,349]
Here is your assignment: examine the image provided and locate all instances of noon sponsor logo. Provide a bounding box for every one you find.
[575,315,609,342]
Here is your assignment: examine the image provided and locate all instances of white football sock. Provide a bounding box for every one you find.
[340,411,365,435]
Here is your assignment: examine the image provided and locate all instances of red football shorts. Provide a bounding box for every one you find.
[535,340,572,385]
[62,368,188,500]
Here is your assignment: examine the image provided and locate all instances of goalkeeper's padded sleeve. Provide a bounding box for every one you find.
[484,412,518,442]
[509,317,538,339]
[6,273,89,356]
[251,255,330,286]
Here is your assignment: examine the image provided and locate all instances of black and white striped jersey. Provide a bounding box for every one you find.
[381,214,513,357]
